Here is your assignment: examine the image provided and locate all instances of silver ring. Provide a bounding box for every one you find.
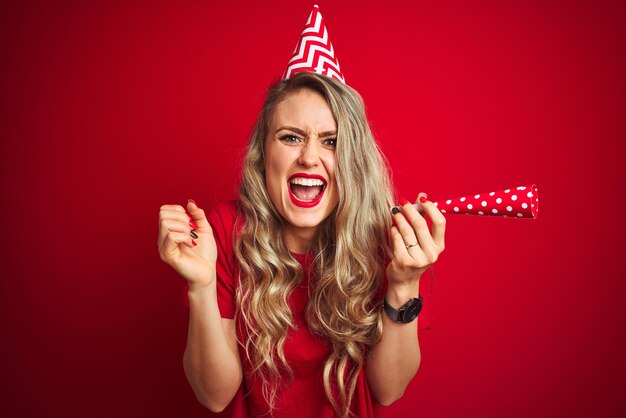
[405,242,419,250]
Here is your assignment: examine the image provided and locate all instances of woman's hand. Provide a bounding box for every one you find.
[158,199,218,290]
[386,193,446,287]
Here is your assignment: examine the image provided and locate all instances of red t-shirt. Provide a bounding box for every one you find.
[201,200,432,418]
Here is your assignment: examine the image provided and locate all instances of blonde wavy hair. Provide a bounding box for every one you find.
[234,72,395,418]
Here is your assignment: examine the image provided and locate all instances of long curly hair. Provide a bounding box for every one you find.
[234,72,395,418]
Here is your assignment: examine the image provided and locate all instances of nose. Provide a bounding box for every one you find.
[298,140,321,168]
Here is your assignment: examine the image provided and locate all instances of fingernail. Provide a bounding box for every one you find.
[418,193,428,203]
[190,231,198,239]
[400,197,411,206]
[391,206,401,215]
[188,199,196,205]
[192,239,197,246]
[185,211,198,229]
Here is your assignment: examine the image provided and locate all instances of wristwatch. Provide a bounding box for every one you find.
[383,294,423,323]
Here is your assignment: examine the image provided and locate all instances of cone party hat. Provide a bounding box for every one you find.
[283,5,346,83]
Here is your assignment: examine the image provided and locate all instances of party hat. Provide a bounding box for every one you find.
[283,5,346,83]
[391,184,540,219]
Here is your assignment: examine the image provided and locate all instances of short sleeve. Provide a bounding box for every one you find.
[206,201,240,319]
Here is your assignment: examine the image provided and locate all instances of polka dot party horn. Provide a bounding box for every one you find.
[436,184,538,218]
[392,184,539,219]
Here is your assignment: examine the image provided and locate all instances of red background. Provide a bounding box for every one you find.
[2,0,625,417]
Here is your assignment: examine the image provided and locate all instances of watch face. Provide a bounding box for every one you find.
[400,299,422,323]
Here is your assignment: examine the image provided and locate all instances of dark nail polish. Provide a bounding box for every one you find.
[391,207,400,215]
[190,231,198,239]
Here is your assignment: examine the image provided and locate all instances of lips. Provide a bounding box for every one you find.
[288,173,327,208]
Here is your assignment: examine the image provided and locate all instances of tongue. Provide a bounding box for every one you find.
[291,185,322,201]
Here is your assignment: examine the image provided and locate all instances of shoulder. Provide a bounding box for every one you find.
[207,200,241,229]
[207,199,239,220]
[206,199,242,246]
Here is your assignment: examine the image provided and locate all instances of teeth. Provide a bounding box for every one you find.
[289,177,325,187]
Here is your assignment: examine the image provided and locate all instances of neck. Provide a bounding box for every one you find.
[283,225,317,254]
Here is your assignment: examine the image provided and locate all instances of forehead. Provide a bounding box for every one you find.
[270,88,337,131]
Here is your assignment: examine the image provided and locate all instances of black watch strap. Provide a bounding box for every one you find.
[383,294,423,323]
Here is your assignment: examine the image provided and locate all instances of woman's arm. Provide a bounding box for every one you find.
[365,280,421,406]
[159,200,242,412]
[366,195,445,405]
[183,282,243,413]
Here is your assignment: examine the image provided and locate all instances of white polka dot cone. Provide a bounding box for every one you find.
[434,184,539,219]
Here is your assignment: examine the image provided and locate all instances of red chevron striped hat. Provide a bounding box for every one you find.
[282,5,346,84]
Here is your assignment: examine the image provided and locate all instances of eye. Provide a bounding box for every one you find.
[279,134,302,144]
[322,138,337,149]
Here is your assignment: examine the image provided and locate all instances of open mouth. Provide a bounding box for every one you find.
[288,174,327,207]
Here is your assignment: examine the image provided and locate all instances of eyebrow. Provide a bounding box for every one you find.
[276,125,337,137]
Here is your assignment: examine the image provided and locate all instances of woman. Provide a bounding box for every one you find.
[158,72,446,418]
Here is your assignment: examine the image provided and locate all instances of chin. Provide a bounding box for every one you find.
[289,213,329,228]
[281,198,337,229]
